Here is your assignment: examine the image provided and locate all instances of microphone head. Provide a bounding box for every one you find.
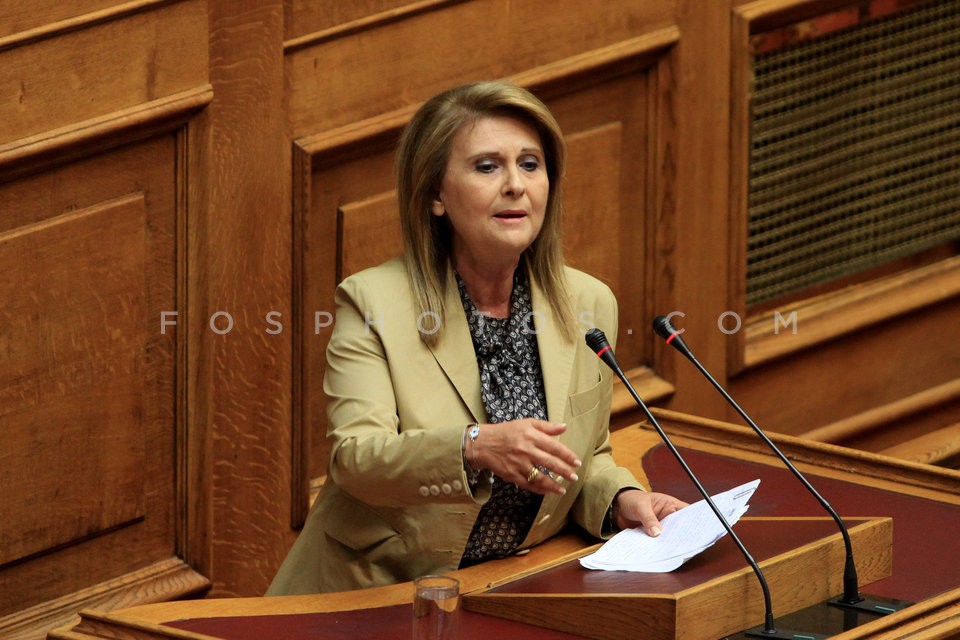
[584,328,610,354]
[652,314,694,359]
[652,315,676,340]
[585,327,625,377]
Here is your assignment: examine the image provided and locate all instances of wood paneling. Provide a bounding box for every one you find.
[6,558,208,640]
[284,0,673,136]
[0,131,205,634]
[295,130,399,507]
[338,192,403,280]
[0,0,150,38]
[0,1,137,39]
[549,79,652,375]
[0,0,958,638]
[741,257,960,369]
[0,1,213,637]
[0,0,207,143]
[283,0,465,43]
[185,0,291,601]
[0,193,149,567]
[562,123,624,286]
[728,297,960,441]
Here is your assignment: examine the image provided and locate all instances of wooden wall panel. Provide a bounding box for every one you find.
[296,135,399,499]
[547,78,654,377]
[338,193,403,279]
[0,1,126,38]
[0,134,206,626]
[0,1,212,637]
[0,194,149,567]
[0,0,207,143]
[186,0,291,602]
[283,0,447,41]
[730,296,960,438]
[562,123,623,286]
[0,0,142,38]
[284,0,673,136]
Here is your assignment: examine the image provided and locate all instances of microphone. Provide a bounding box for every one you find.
[585,328,822,639]
[652,314,912,617]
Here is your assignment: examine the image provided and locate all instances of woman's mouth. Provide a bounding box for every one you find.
[494,210,527,219]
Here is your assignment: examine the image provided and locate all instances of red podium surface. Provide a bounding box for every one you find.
[52,409,960,640]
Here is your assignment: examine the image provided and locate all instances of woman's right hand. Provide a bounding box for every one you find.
[470,419,581,496]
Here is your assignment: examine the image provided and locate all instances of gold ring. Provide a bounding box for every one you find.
[526,467,540,483]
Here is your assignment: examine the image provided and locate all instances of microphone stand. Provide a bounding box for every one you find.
[586,329,827,639]
[652,315,912,618]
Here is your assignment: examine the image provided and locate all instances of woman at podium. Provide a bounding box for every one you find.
[268,81,686,595]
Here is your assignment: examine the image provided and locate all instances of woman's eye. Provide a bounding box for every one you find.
[520,159,541,172]
[475,161,498,173]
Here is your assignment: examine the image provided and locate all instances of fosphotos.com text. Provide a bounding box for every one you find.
[159,309,799,336]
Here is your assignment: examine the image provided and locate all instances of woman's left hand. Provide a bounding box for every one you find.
[612,490,688,537]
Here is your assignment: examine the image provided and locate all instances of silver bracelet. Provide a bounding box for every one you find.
[464,423,480,484]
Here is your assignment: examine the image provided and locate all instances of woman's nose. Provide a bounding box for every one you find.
[502,166,525,197]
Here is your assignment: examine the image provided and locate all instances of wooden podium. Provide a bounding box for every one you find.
[463,517,891,640]
[51,409,960,640]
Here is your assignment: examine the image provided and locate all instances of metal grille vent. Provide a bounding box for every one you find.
[747,0,960,306]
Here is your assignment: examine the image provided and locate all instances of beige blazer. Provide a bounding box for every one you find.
[267,257,641,595]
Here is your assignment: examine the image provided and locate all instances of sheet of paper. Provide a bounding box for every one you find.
[580,479,760,573]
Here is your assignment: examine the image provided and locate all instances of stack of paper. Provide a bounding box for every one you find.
[580,479,761,573]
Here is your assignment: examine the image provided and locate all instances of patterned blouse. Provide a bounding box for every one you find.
[456,269,548,567]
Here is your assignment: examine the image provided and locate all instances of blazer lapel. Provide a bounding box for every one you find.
[526,273,576,541]
[426,269,486,423]
[530,275,574,424]
[426,268,575,426]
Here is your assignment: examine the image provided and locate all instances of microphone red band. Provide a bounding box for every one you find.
[596,345,612,358]
[666,331,682,345]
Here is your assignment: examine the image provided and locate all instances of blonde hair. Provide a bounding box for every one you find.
[395,81,573,345]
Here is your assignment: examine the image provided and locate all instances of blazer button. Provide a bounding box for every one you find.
[419,486,430,497]
[429,485,441,496]
[538,513,552,525]
[441,483,452,495]
[451,480,463,492]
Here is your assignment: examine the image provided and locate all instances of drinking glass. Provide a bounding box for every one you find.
[412,575,461,640]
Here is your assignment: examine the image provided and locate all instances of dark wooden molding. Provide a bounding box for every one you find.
[283,0,469,52]
[0,85,213,181]
[741,256,960,369]
[5,557,209,640]
[0,0,182,52]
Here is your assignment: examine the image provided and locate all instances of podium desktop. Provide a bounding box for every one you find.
[53,409,960,640]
